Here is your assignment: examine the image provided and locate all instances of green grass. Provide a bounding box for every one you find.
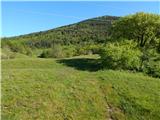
[2,56,160,120]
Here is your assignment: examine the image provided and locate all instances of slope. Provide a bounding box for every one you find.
[2,16,118,49]
[2,55,160,120]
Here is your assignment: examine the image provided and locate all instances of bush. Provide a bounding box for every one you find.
[63,46,76,57]
[87,44,102,54]
[1,47,16,59]
[1,52,10,59]
[76,46,91,55]
[8,42,26,53]
[100,40,142,70]
[141,49,160,78]
[39,45,64,58]
[76,44,102,56]
[143,60,160,78]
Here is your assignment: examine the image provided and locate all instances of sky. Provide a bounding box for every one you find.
[1,1,160,37]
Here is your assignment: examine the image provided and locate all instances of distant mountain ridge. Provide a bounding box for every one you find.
[2,15,119,48]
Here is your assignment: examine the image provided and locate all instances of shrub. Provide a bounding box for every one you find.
[143,60,160,78]
[87,44,102,54]
[76,44,102,56]
[100,40,142,70]
[1,53,10,59]
[1,47,16,59]
[39,45,64,58]
[63,46,76,57]
[39,50,48,58]
[8,42,26,53]
[141,49,160,78]
[76,46,90,55]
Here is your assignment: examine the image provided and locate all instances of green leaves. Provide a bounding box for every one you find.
[111,12,160,48]
[100,40,142,70]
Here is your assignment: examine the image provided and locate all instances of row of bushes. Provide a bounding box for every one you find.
[39,44,102,58]
[99,40,160,78]
[2,42,102,59]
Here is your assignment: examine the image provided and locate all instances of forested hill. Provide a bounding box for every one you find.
[2,15,119,48]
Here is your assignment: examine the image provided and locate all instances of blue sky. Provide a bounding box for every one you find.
[1,1,160,37]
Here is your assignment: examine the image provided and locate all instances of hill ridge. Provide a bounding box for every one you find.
[3,15,119,39]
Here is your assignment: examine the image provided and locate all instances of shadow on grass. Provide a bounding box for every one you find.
[57,58,102,72]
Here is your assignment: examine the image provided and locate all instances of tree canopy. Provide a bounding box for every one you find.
[111,12,160,48]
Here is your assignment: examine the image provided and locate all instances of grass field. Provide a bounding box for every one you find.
[2,56,160,120]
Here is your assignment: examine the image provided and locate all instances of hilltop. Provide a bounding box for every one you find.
[2,15,118,48]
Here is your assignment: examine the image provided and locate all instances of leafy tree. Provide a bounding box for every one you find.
[111,12,160,48]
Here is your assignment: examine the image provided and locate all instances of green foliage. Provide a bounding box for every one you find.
[76,44,102,56]
[63,46,77,57]
[39,45,64,58]
[143,60,160,78]
[1,47,29,59]
[39,44,102,58]
[102,12,160,77]
[111,12,160,48]
[141,49,160,77]
[100,40,142,70]
[39,45,77,58]
[76,46,93,55]
[86,44,102,54]
[1,47,15,59]
[156,38,160,53]
[1,40,34,56]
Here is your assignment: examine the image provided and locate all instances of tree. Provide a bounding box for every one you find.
[111,12,160,48]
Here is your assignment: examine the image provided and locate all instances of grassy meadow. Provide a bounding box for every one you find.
[2,55,160,120]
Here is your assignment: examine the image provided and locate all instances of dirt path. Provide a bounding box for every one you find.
[106,104,113,120]
[99,84,113,120]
